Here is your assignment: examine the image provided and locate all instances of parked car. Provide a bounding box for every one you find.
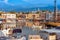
[12,28,22,39]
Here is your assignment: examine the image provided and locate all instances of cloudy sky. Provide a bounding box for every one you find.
[0,0,60,12]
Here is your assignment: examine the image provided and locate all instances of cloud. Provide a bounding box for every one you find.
[4,0,14,6]
[0,0,14,6]
[4,0,8,3]
[0,0,8,3]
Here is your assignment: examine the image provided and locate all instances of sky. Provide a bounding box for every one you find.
[0,0,60,12]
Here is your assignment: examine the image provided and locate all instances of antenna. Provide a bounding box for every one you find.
[54,0,57,22]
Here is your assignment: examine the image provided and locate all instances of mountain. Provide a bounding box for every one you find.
[0,1,34,12]
[24,5,60,12]
[0,2,60,12]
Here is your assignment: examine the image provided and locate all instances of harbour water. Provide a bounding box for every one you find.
[21,26,40,40]
[0,26,60,40]
[0,26,40,40]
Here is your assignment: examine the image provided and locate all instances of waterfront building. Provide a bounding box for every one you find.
[3,13,16,28]
[45,11,53,22]
[26,21,33,27]
[26,14,33,20]
[56,11,60,22]
[0,11,56,28]
[16,14,27,27]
